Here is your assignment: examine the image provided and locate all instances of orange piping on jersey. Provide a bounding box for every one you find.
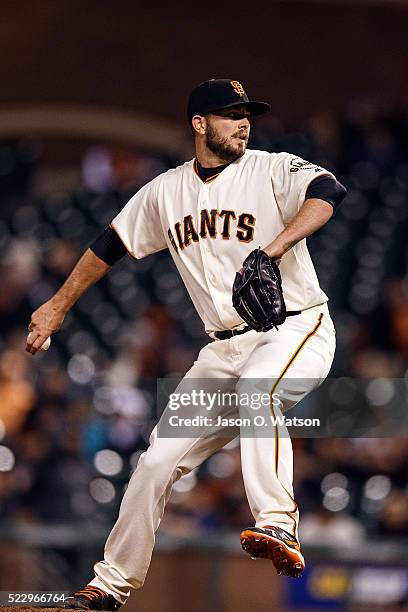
[193,158,222,183]
[108,223,138,261]
[204,173,221,183]
[193,158,200,178]
[269,313,324,535]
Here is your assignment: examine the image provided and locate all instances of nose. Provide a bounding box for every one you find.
[239,116,250,130]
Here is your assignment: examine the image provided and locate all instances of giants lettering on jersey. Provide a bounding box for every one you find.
[167,209,255,253]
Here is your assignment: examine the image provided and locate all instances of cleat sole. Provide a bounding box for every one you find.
[240,529,305,578]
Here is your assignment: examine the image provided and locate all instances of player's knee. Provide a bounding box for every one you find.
[139,451,164,474]
[138,450,179,483]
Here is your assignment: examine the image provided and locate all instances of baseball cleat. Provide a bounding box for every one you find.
[240,525,305,578]
[63,586,121,610]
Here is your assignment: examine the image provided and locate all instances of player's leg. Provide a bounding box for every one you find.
[237,305,335,576]
[89,427,236,604]
[66,339,237,608]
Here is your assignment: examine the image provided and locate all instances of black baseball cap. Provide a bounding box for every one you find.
[187,79,271,123]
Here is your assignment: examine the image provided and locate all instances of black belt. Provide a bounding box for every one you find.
[214,310,301,340]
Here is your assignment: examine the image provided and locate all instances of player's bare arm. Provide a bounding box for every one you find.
[264,197,333,261]
[26,249,111,355]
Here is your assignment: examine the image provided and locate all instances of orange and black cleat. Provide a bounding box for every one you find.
[240,525,305,578]
[63,585,121,610]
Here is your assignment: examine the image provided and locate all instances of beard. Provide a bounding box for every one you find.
[205,123,247,163]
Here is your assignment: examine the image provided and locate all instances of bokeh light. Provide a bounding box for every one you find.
[364,475,392,501]
[172,471,197,493]
[0,446,15,471]
[94,449,124,477]
[89,478,116,504]
[323,487,350,512]
[365,378,395,406]
[67,354,95,384]
[207,452,236,479]
[321,473,348,494]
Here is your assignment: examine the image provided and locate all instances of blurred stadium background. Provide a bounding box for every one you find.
[0,1,407,610]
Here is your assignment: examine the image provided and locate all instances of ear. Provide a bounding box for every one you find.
[192,115,206,136]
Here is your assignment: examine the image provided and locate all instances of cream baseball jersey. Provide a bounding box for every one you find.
[111,150,335,333]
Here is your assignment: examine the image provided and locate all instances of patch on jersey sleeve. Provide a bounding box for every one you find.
[289,157,323,173]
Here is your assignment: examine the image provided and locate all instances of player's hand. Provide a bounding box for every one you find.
[26,300,66,354]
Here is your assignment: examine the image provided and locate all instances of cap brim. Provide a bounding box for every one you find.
[207,100,271,117]
[245,101,271,117]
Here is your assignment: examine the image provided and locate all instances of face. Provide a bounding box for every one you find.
[201,105,251,162]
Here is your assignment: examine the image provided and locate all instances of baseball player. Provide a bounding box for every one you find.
[26,79,346,610]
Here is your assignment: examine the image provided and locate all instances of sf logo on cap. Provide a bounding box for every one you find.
[230,80,245,96]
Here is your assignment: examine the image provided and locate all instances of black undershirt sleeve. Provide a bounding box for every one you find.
[89,226,127,266]
[305,176,347,210]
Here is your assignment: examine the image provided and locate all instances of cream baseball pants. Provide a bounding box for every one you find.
[90,303,335,603]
